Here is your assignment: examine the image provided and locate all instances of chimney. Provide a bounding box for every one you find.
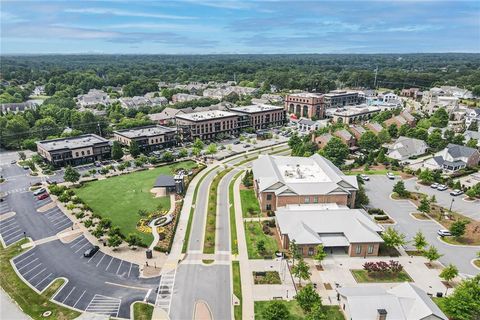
[377,309,387,320]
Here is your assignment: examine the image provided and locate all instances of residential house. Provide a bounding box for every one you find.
[379,91,399,102]
[401,88,423,101]
[463,130,480,148]
[32,85,45,96]
[337,283,447,320]
[334,129,356,149]
[365,122,384,134]
[148,107,185,125]
[276,204,383,257]
[76,89,111,108]
[349,125,366,140]
[1,101,37,114]
[465,109,480,129]
[296,118,329,133]
[312,133,333,149]
[202,86,257,100]
[119,95,167,109]
[172,93,203,103]
[252,153,359,211]
[424,143,480,172]
[387,136,428,161]
[384,111,415,128]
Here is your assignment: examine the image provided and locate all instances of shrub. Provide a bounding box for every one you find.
[374,215,389,221]
[84,219,93,228]
[368,208,386,215]
[75,211,85,219]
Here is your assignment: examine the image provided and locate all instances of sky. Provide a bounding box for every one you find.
[1,0,479,54]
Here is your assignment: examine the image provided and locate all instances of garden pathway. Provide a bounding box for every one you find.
[149,194,176,251]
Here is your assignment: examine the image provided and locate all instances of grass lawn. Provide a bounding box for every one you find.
[75,161,197,246]
[351,269,413,283]
[474,260,480,268]
[254,300,344,320]
[432,297,452,319]
[244,221,279,259]
[232,261,242,320]
[42,278,65,299]
[240,189,261,218]
[0,239,80,320]
[439,236,480,246]
[133,302,154,320]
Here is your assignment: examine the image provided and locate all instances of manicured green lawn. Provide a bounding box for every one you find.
[254,300,344,320]
[244,221,279,259]
[42,278,65,299]
[232,261,242,320]
[351,269,413,283]
[0,239,80,320]
[474,259,480,268]
[133,302,154,320]
[440,236,480,246]
[75,161,197,246]
[240,189,261,217]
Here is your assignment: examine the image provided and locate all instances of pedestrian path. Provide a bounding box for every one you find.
[154,270,176,314]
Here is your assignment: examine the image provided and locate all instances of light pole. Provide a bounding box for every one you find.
[449,198,455,212]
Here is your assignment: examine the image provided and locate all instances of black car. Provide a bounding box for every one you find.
[83,245,100,258]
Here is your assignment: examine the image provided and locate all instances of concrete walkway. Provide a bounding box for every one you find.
[149,194,176,251]
[233,173,255,320]
[0,289,30,320]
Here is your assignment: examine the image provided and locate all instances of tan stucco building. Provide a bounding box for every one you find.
[113,125,177,151]
[229,104,286,130]
[175,110,241,141]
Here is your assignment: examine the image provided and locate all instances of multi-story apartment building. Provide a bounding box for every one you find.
[172,93,203,103]
[323,90,361,108]
[252,154,358,212]
[331,105,381,124]
[175,110,242,141]
[113,125,177,151]
[284,92,325,119]
[228,104,285,130]
[37,134,111,167]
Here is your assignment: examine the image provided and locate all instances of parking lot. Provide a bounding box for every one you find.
[12,236,157,318]
[0,200,11,214]
[0,216,25,246]
[42,206,72,232]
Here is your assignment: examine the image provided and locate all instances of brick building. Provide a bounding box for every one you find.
[229,104,286,130]
[113,125,177,151]
[175,110,242,141]
[284,92,325,119]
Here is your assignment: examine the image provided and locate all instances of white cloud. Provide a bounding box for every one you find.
[64,7,194,20]
[0,11,26,23]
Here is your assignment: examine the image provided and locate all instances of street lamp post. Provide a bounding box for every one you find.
[449,198,455,212]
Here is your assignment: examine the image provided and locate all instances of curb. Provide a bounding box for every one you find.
[437,236,480,248]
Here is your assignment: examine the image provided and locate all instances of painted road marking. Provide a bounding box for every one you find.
[73,290,86,308]
[15,252,35,264]
[35,273,53,288]
[71,238,87,248]
[22,263,42,277]
[3,228,22,237]
[105,256,114,271]
[144,289,152,302]
[116,260,123,275]
[127,263,132,278]
[74,242,90,254]
[62,286,76,303]
[18,258,39,271]
[96,253,106,267]
[85,294,121,317]
[104,281,150,291]
[28,268,47,282]
[0,221,17,230]
[56,221,71,230]
[69,237,84,247]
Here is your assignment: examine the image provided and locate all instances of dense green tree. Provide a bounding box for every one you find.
[450,220,469,238]
[419,169,435,184]
[381,227,406,248]
[393,181,409,198]
[320,137,349,166]
[377,129,391,144]
[413,231,428,252]
[431,108,449,127]
[108,234,122,250]
[129,140,140,158]
[295,284,322,313]
[440,264,459,286]
[358,131,380,152]
[261,301,290,320]
[64,166,80,183]
[111,141,124,160]
[388,124,398,138]
[424,245,443,264]
[313,245,327,267]
[466,139,478,148]
[291,258,311,286]
[418,196,431,214]
[443,274,480,320]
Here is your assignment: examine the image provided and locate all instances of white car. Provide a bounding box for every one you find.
[360,174,370,181]
[436,184,448,191]
[386,172,395,180]
[430,183,439,188]
[450,189,464,196]
[437,229,452,237]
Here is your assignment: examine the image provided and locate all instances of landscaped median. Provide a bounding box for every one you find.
[232,261,242,320]
[254,300,344,320]
[0,239,80,320]
[132,302,154,320]
[351,260,413,283]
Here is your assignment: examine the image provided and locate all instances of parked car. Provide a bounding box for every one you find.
[437,185,448,191]
[10,160,16,164]
[33,188,46,196]
[437,229,452,237]
[23,166,30,170]
[83,246,100,258]
[243,144,251,148]
[360,174,370,181]
[37,193,49,200]
[233,141,240,145]
[430,183,439,189]
[386,172,395,180]
[94,161,102,167]
[450,189,464,196]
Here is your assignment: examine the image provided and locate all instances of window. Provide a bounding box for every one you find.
[75,152,79,157]
[367,244,374,254]
[266,204,272,211]
[355,245,362,254]
[313,196,318,203]
[87,150,90,155]
[304,197,310,204]
[308,247,314,256]
[81,151,85,156]
[266,194,272,201]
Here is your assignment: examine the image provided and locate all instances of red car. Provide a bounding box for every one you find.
[37,193,49,200]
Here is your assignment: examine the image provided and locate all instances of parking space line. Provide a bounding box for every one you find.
[69,236,84,247]
[87,251,99,263]
[50,215,67,223]
[22,263,42,276]
[105,256,114,271]
[96,253,106,267]
[62,286,76,303]
[71,238,87,248]
[15,252,35,264]
[53,218,69,226]
[127,263,132,278]
[73,290,86,308]
[3,227,22,237]
[28,268,47,282]
[0,221,17,230]
[116,260,123,275]
[7,233,24,243]
[35,273,53,288]
[45,210,60,217]
[74,242,90,254]
[56,221,72,230]
[18,258,39,271]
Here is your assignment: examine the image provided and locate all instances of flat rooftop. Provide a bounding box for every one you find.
[175,109,238,121]
[277,157,332,183]
[324,90,358,97]
[115,125,176,138]
[334,105,381,116]
[229,104,283,113]
[38,134,109,151]
[289,92,323,98]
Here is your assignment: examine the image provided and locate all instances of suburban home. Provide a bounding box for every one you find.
[337,283,447,320]
[296,118,329,133]
[148,107,185,125]
[1,101,38,114]
[172,93,203,103]
[312,133,333,149]
[401,88,423,101]
[349,125,366,140]
[465,108,480,129]
[113,125,177,151]
[365,122,384,134]
[276,204,383,257]
[76,89,110,107]
[384,111,416,128]
[252,154,358,211]
[424,143,480,172]
[37,134,111,167]
[334,129,356,149]
[463,130,480,148]
[379,91,399,102]
[387,136,428,161]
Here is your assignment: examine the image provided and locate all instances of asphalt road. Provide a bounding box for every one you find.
[0,161,160,319]
[404,178,480,220]
[365,175,479,277]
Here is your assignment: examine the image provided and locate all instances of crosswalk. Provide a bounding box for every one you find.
[155,270,176,314]
[85,294,121,317]
[3,187,28,195]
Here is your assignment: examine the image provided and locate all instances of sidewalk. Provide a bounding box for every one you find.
[233,173,255,320]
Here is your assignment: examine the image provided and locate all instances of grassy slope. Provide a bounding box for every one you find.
[75,161,196,245]
[254,300,344,320]
[244,221,279,259]
[240,189,261,218]
[0,240,80,320]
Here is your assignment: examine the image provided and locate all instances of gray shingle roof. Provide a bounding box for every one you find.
[446,143,477,158]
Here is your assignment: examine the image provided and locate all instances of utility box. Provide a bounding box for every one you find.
[146,249,152,259]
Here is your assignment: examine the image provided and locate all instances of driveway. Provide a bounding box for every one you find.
[404,178,480,220]
[364,176,479,277]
